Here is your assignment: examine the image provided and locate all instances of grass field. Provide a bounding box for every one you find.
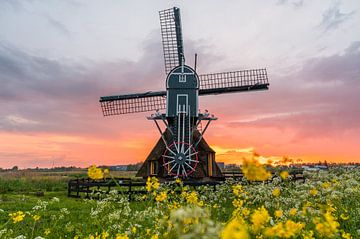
[0,167,359,239]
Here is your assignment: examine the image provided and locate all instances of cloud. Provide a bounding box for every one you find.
[277,0,304,9]
[0,0,23,12]
[319,4,355,32]
[0,32,217,139]
[45,15,71,36]
[223,41,360,140]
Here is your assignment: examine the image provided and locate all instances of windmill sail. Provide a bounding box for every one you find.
[198,68,269,96]
[159,7,184,74]
[100,91,166,116]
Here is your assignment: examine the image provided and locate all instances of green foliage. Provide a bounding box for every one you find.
[0,168,359,238]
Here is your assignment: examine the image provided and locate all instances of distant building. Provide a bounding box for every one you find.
[225,164,240,170]
[314,165,328,170]
[302,166,318,171]
[109,165,128,171]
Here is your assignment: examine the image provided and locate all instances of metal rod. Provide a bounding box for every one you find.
[193,120,211,148]
[186,151,198,157]
[184,162,195,171]
[177,112,181,152]
[182,112,185,153]
[188,106,191,160]
[182,164,187,177]
[162,117,174,135]
[170,163,177,172]
[176,164,180,177]
[163,159,175,166]
[163,155,175,159]
[154,119,176,156]
[184,119,212,155]
[155,116,178,153]
[194,53,197,72]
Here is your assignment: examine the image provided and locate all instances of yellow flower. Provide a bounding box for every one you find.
[104,168,109,174]
[146,177,160,192]
[264,220,304,238]
[232,199,244,208]
[284,220,304,236]
[168,201,180,210]
[242,159,271,181]
[9,211,25,223]
[250,206,270,232]
[44,228,51,236]
[185,191,199,204]
[87,165,104,180]
[322,182,331,189]
[310,188,318,196]
[116,234,129,239]
[232,184,243,196]
[280,170,289,180]
[289,208,297,216]
[302,230,315,239]
[326,203,336,213]
[264,223,284,238]
[242,208,250,217]
[32,214,40,221]
[272,188,281,197]
[342,231,352,239]
[175,178,182,184]
[101,231,109,239]
[274,210,283,218]
[183,217,193,225]
[340,214,349,220]
[314,211,339,237]
[221,218,250,239]
[151,234,159,239]
[155,191,167,202]
[131,226,137,234]
[89,232,104,239]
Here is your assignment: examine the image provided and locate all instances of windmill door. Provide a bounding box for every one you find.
[177,94,188,114]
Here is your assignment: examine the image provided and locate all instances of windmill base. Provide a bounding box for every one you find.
[136,130,224,180]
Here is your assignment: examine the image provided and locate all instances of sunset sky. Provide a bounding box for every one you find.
[1,0,360,168]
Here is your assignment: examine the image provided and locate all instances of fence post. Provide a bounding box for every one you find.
[76,179,80,198]
[128,180,132,201]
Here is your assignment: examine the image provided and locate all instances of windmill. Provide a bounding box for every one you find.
[99,7,269,180]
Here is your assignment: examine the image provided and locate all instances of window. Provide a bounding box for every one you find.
[208,154,213,177]
[150,161,158,175]
[179,74,186,82]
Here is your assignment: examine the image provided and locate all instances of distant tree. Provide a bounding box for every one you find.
[12,166,18,171]
[127,162,143,171]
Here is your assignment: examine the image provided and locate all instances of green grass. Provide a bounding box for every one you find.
[0,169,359,239]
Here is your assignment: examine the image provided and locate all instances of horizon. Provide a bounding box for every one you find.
[2,160,360,171]
[1,1,360,168]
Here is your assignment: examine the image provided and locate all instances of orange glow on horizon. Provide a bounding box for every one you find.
[0,125,360,168]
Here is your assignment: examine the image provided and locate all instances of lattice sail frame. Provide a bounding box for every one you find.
[199,68,269,95]
[99,69,269,116]
[159,7,184,74]
[100,92,166,116]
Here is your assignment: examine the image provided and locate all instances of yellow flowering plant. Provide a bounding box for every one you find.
[9,211,25,224]
[242,158,272,181]
[87,165,105,180]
